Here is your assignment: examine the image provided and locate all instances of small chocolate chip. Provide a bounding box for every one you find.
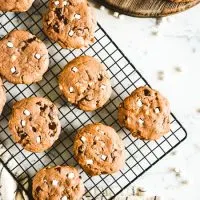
[36,186,42,193]
[32,127,37,132]
[98,74,103,81]
[78,145,85,153]
[55,167,61,173]
[41,105,48,112]
[144,89,151,96]
[55,8,64,20]
[53,23,59,33]
[49,122,56,130]
[27,37,37,43]
[20,133,28,140]
[64,18,68,25]
[48,112,54,120]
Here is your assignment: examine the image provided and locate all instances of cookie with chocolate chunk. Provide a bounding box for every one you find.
[0,30,49,84]
[73,123,125,176]
[59,56,112,111]
[0,77,6,115]
[0,0,35,12]
[32,165,85,200]
[118,86,170,140]
[9,97,61,152]
[43,0,96,49]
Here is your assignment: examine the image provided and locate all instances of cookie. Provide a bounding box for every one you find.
[43,0,96,49]
[9,97,61,152]
[0,30,49,84]
[32,165,85,200]
[73,123,125,176]
[59,56,112,111]
[0,0,35,12]
[118,86,170,140]
[0,77,6,115]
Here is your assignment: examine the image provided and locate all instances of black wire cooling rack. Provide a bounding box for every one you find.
[0,1,187,199]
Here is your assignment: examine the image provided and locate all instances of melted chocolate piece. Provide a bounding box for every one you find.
[144,89,151,96]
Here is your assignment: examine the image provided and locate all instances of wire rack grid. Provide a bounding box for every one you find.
[0,1,187,199]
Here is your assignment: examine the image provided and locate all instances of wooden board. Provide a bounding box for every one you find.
[94,0,200,17]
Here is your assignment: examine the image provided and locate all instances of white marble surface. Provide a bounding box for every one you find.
[92,3,200,200]
[1,3,200,200]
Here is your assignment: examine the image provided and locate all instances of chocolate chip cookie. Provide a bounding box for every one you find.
[59,56,112,111]
[0,30,49,84]
[32,165,85,200]
[73,123,125,176]
[0,77,6,115]
[9,97,61,153]
[0,0,35,12]
[43,0,96,49]
[118,86,170,140]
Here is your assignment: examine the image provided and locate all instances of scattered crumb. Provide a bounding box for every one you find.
[196,108,200,113]
[113,12,119,18]
[151,26,159,36]
[157,71,164,80]
[174,66,182,72]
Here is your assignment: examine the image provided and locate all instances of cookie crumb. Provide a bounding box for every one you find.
[54,0,59,6]
[67,172,75,179]
[174,66,182,72]
[10,66,16,74]
[21,120,26,127]
[157,71,164,80]
[71,67,78,72]
[80,136,86,143]
[154,107,160,114]
[113,12,119,18]
[69,87,74,93]
[151,26,159,36]
[52,179,58,186]
[7,41,14,48]
[36,136,41,143]
[101,154,107,161]
[86,159,93,165]
[23,109,31,116]
[35,53,41,60]
[74,14,81,20]
[136,187,146,196]
[136,99,143,107]
[68,30,74,37]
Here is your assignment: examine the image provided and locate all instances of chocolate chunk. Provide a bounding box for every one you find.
[144,89,151,96]
[49,122,56,130]
[36,186,42,193]
[53,23,60,33]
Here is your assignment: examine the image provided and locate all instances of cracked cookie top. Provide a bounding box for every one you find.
[43,0,96,49]
[118,86,170,140]
[0,30,49,84]
[73,123,125,176]
[32,165,85,200]
[9,97,61,152]
[58,56,112,111]
[0,0,35,12]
